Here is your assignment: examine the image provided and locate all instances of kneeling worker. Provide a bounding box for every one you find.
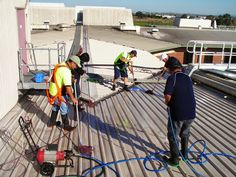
[47,55,80,131]
[111,50,137,91]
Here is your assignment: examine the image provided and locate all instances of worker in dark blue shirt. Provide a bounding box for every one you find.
[163,57,196,167]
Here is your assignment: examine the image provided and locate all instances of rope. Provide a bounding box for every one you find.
[84,64,162,70]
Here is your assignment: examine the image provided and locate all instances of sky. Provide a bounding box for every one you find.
[30,0,236,16]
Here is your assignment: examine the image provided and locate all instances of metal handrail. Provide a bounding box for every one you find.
[84,64,162,70]
[57,42,66,63]
[187,40,236,55]
[27,42,37,70]
[217,25,236,31]
[186,40,236,69]
[18,42,66,88]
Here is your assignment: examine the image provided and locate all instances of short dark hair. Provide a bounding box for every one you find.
[164,57,182,70]
[130,50,137,57]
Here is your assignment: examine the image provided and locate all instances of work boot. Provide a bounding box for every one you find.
[61,114,75,131]
[181,137,189,160]
[123,85,130,91]
[47,111,58,127]
[111,84,116,91]
[164,139,179,167]
[163,156,179,167]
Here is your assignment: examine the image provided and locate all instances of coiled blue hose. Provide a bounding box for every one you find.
[81,142,236,177]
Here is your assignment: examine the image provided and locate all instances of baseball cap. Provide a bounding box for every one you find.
[68,55,81,68]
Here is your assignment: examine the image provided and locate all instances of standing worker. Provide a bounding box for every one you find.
[163,57,196,166]
[111,50,137,91]
[47,55,81,131]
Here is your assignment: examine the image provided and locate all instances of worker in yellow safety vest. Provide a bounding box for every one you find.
[111,50,137,91]
[46,55,80,130]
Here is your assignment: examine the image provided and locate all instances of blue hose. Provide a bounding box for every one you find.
[167,107,236,177]
[188,140,236,165]
[81,150,169,177]
[81,140,236,177]
[167,107,204,177]
[80,108,236,177]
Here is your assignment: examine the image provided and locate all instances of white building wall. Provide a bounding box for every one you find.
[29,5,75,25]
[83,7,134,26]
[29,5,133,27]
[29,2,65,7]
[0,0,26,119]
[25,4,32,43]
[175,18,212,28]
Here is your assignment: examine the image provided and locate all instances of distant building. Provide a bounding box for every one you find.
[79,6,134,26]
[29,2,75,29]
[175,17,212,29]
[155,14,175,19]
[162,15,176,19]
[29,3,134,28]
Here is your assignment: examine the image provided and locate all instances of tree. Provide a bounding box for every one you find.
[206,15,216,21]
[135,11,144,18]
[232,19,236,26]
[216,13,232,26]
[181,14,188,18]
[223,13,232,25]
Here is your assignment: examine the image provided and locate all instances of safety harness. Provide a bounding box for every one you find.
[46,63,68,106]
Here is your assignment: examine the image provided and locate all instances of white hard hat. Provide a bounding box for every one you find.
[161,53,168,62]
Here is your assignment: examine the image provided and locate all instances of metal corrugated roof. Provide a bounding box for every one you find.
[1,25,236,177]
[0,81,236,177]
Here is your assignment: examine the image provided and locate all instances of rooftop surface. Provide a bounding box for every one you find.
[87,26,236,52]
[143,27,236,46]
[1,26,236,177]
[87,26,180,52]
[1,81,236,177]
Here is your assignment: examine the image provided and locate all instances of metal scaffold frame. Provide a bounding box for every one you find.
[18,42,66,89]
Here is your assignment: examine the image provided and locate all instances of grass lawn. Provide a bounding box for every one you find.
[133,16,174,26]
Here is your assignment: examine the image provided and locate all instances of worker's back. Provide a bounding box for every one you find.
[165,72,196,121]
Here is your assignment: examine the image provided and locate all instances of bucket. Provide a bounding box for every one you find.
[34,73,45,83]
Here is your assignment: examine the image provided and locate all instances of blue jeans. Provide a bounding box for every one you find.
[167,118,194,142]
[52,95,69,115]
